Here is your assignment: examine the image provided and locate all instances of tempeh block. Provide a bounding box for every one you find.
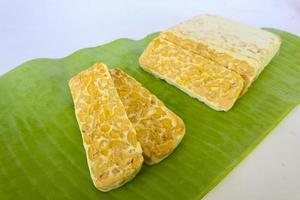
[110,68,185,165]
[69,63,143,192]
[160,14,281,94]
[139,37,244,111]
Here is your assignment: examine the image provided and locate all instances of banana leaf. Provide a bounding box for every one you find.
[0,28,299,200]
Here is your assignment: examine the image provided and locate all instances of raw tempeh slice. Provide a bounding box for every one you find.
[69,63,143,192]
[160,14,281,94]
[139,37,244,111]
[110,68,185,165]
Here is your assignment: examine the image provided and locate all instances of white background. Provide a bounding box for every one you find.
[1,0,299,199]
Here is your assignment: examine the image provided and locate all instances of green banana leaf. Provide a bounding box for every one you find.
[0,28,299,200]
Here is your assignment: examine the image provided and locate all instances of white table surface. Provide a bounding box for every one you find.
[1,0,299,199]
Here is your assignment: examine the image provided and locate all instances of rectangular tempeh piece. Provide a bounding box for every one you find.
[160,14,281,94]
[139,37,244,111]
[69,63,143,192]
[110,68,185,165]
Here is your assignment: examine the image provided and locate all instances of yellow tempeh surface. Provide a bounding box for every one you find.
[110,68,185,165]
[139,37,244,111]
[69,63,143,192]
[160,31,257,93]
